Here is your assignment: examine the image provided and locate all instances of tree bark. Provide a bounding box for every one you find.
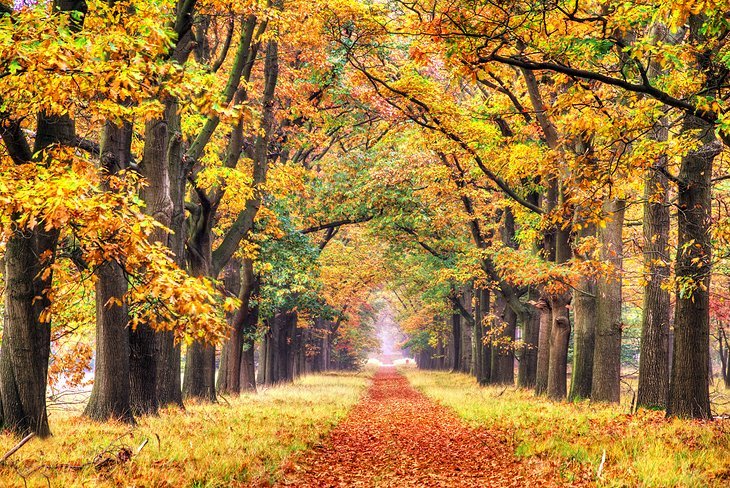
[460,286,473,374]
[474,289,491,385]
[547,292,571,400]
[0,0,86,437]
[84,261,134,422]
[667,113,718,419]
[718,327,729,389]
[491,292,515,385]
[569,217,597,401]
[84,120,134,423]
[0,230,56,437]
[518,288,540,388]
[637,116,672,410]
[450,310,461,372]
[592,199,625,403]
[534,296,552,395]
[130,112,174,416]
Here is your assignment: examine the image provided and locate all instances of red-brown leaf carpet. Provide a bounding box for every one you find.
[278,368,581,487]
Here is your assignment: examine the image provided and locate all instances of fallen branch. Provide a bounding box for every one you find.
[0,433,35,465]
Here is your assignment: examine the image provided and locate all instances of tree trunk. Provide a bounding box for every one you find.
[155,101,185,408]
[0,1,83,431]
[239,263,259,392]
[637,123,672,410]
[667,112,718,419]
[85,261,134,422]
[547,292,571,400]
[0,230,57,437]
[183,191,216,402]
[534,297,552,396]
[460,286,473,374]
[718,327,729,389]
[518,289,540,389]
[474,289,490,385]
[491,292,515,385]
[569,219,597,401]
[85,120,134,423]
[131,109,175,415]
[450,310,461,372]
[479,289,492,383]
[0,110,75,436]
[218,261,245,395]
[592,199,625,403]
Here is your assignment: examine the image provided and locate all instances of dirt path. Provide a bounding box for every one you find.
[278,368,569,487]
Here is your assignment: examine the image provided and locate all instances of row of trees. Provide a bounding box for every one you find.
[2,0,730,441]
[0,0,383,438]
[334,0,730,419]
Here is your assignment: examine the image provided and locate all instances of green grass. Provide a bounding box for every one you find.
[0,371,370,487]
[402,369,730,487]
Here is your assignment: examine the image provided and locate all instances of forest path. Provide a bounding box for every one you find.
[277,368,569,487]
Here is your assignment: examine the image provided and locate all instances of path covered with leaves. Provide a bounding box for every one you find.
[279,368,568,487]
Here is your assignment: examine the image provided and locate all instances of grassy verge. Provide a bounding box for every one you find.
[0,371,370,487]
[402,368,730,487]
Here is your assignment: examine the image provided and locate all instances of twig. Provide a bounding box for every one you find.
[134,438,148,456]
[597,449,607,479]
[0,433,35,464]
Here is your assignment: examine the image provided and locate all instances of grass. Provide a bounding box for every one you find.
[0,371,370,487]
[402,368,730,487]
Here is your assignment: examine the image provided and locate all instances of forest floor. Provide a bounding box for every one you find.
[0,372,368,487]
[0,369,727,487]
[404,369,730,487]
[279,368,581,487]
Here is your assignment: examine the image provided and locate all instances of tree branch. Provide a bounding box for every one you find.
[300,215,375,234]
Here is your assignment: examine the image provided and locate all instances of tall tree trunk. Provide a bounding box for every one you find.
[131,112,174,416]
[450,310,461,372]
[85,121,134,423]
[668,113,718,419]
[156,101,185,408]
[592,199,625,403]
[491,291,515,385]
[0,0,86,437]
[570,216,597,401]
[518,288,540,388]
[220,258,256,394]
[718,327,729,389]
[183,220,216,402]
[258,335,269,385]
[534,296,552,395]
[479,289,492,383]
[547,292,571,400]
[0,229,57,437]
[460,286,473,374]
[217,261,242,394]
[637,119,672,410]
[474,289,491,385]
[240,269,259,392]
